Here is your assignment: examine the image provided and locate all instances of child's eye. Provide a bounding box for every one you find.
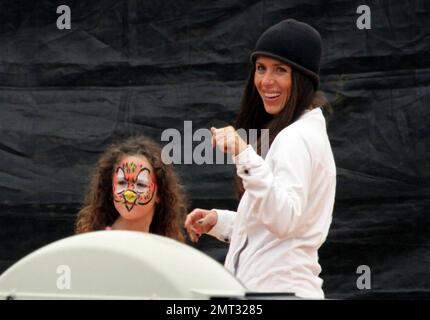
[118,180,126,186]
[137,183,148,188]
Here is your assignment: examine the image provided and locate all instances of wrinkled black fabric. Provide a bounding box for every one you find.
[0,0,429,298]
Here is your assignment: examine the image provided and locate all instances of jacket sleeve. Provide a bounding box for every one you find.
[233,130,312,238]
[207,209,236,243]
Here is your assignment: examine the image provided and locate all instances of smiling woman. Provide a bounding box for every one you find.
[75,135,187,242]
[185,19,336,299]
[254,57,293,115]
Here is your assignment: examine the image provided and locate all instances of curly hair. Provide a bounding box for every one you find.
[75,135,187,242]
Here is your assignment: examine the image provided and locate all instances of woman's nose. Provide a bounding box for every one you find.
[261,72,274,86]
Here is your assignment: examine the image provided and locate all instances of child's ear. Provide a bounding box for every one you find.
[156,195,160,204]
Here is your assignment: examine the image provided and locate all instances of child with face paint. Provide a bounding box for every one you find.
[75,136,186,242]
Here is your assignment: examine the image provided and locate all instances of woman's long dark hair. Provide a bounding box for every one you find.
[234,63,329,197]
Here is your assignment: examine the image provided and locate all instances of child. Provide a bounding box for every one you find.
[76,135,187,242]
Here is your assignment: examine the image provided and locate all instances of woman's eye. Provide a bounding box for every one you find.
[276,67,287,73]
[256,65,265,72]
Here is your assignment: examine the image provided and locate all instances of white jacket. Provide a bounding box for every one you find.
[208,108,336,299]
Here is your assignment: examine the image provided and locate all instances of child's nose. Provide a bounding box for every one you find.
[123,190,137,203]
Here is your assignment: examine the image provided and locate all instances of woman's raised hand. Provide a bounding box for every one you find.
[211,126,247,156]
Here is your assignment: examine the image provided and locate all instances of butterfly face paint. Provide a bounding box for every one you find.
[112,156,157,220]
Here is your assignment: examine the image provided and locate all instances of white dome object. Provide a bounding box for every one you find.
[0,231,246,299]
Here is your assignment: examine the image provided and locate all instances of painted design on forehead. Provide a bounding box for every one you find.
[113,162,157,213]
[124,161,137,175]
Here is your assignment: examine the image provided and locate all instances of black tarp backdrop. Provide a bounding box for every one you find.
[0,0,429,299]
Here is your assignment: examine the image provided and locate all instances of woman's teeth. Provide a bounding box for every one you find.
[264,93,281,99]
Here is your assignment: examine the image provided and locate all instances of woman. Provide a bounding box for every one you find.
[185,19,336,298]
[76,135,187,242]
